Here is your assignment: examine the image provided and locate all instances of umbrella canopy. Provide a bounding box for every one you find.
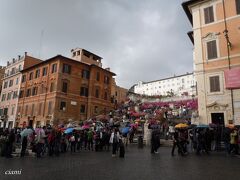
[20,128,33,137]
[175,123,188,129]
[74,127,83,131]
[64,128,74,134]
[209,123,217,128]
[82,125,90,130]
[122,127,130,134]
[196,124,209,128]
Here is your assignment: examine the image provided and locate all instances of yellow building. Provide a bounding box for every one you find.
[183,0,240,125]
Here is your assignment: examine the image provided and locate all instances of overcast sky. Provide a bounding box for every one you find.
[0,0,193,89]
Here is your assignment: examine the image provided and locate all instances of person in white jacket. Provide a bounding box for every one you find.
[109,128,120,157]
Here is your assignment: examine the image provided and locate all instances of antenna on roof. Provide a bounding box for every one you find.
[39,29,44,59]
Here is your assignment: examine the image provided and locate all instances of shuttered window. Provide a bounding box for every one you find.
[210,76,220,92]
[204,6,214,24]
[207,40,217,60]
[62,82,68,93]
[236,0,240,14]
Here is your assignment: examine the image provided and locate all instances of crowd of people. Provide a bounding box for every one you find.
[170,125,240,157]
[0,98,240,160]
[0,125,128,159]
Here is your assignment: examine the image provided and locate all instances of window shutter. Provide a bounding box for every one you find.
[204,7,210,24]
[236,0,240,14]
[210,76,220,92]
[204,6,214,24]
[207,40,217,59]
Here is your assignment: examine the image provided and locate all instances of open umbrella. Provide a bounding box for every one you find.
[122,127,130,134]
[64,127,74,134]
[175,123,188,129]
[82,125,90,130]
[20,128,33,137]
[74,127,83,131]
[196,124,209,128]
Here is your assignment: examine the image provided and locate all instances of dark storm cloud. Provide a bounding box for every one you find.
[0,0,193,88]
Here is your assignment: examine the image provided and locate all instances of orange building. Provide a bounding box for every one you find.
[183,0,240,125]
[17,53,116,128]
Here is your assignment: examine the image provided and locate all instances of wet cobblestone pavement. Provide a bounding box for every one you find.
[0,145,240,180]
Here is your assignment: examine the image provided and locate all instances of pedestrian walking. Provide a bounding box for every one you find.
[109,128,120,157]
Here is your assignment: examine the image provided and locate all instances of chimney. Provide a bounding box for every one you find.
[12,58,15,63]
[25,52,27,56]
[18,55,21,60]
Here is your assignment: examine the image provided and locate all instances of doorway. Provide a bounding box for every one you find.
[211,113,224,125]
[29,120,34,127]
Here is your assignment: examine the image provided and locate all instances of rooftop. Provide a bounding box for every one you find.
[21,54,116,76]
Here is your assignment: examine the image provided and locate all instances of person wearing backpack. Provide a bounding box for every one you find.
[109,128,120,157]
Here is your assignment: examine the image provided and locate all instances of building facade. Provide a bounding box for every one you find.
[0,53,42,128]
[111,78,128,105]
[134,73,196,97]
[183,0,240,125]
[0,66,5,95]
[17,54,115,128]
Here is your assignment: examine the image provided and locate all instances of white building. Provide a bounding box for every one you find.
[0,53,41,128]
[134,73,196,97]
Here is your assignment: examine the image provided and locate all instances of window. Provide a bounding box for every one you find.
[16,77,19,85]
[48,101,53,115]
[95,88,99,98]
[62,82,68,93]
[94,106,98,113]
[104,92,108,100]
[210,76,220,92]
[51,64,57,73]
[80,105,86,114]
[96,72,100,81]
[13,91,18,99]
[7,92,12,100]
[17,106,21,114]
[207,40,217,60]
[32,87,38,96]
[80,87,89,97]
[31,104,35,116]
[19,90,24,98]
[104,76,110,84]
[82,69,90,79]
[60,101,66,111]
[38,103,42,116]
[115,91,117,96]
[26,89,31,97]
[22,75,26,83]
[62,64,71,74]
[3,108,8,115]
[236,0,240,14]
[29,72,33,80]
[204,6,214,24]
[35,69,40,78]
[9,80,13,87]
[25,105,28,116]
[4,81,8,89]
[50,82,55,92]
[42,67,48,76]
[1,94,6,101]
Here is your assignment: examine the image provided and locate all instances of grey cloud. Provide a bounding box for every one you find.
[0,0,192,89]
